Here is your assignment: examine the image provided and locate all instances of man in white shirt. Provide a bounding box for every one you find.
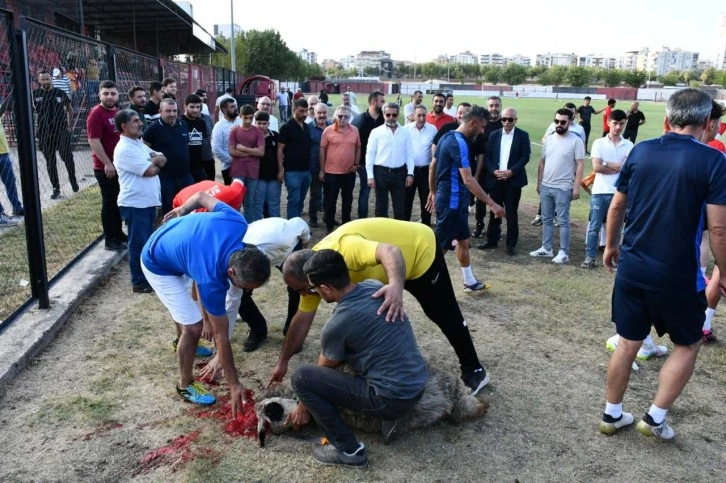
[404,105,437,225]
[113,109,166,293]
[443,94,457,117]
[277,88,289,122]
[342,92,360,117]
[214,87,235,122]
[530,108,585,264]
[541,103,586,145]
[346,87,356,106]
[366,102,414,220]
[404,90,424,124]
[211,98,242,185]
[257,96,279,132]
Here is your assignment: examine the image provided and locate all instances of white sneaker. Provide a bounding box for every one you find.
[551,250,569,264]
[605,334,619,352]
[529,246,553,258]
[599,411,634,435]
[636,416,675,440]
[637,343,668,360]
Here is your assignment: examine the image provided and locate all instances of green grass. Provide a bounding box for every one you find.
[0,186,102,321]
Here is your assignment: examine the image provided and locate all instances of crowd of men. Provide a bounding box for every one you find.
[1,77,725,468]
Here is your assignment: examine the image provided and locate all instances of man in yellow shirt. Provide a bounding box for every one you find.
[269,218,490,395]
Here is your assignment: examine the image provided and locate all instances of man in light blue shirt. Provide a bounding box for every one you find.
[211,98,241,185]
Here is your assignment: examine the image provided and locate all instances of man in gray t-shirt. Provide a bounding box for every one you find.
[289,250,427,468]
[530,108,585,265]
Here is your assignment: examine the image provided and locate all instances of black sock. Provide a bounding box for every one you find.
[602,413,622,423]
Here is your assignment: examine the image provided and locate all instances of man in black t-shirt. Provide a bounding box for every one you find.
[32,70,78,199]
[576,96,605,153]
[254,111,282,218]
[278,99,312,219]
[143,81,163,124]
[181,94,209,183]
[623,102,646,143]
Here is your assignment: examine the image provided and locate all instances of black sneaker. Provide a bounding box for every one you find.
[462,368,490,396]
[132,283,154,294]
[105,241,126,252]
[309,218,319,228]
[243,331,267,352]
[312,443,368,468]
[476,241,497,250]
[50,188,61,200]
[381,419,400,445]
[507,247,517,256]
[472,224,484,238]
[71,181,79,193]
[117,233,129,243]
[12,208,24,216]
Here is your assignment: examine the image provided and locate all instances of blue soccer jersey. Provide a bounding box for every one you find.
[435,131,471,210]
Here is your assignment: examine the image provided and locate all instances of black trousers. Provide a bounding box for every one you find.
[580,121,591,150]
[202,160,215,182]
[474,170,487,228]
[405,166,431,225]
[404,244,482,374]
[623,130,638,143]
[324,172,355,230]
[373,165,407,220]
[309,169,323,222]
[485,181,522,248]
[93,169,124,243]
[221,167,232,186]
[40,131,76,190]
[238,286,299,336]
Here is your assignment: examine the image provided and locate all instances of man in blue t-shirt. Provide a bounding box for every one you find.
[599,88,726,440]
[141,192,271,414]
[426,105,504,293]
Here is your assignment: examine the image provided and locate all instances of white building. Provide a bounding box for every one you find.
[577,54,617,69]
[213,24,242,38]
[717,14,726,70]
[356,50,391,68]
[451,51,478,65]
[298,49,318,64]
[535,53,577,67]
[655,48,699,75]
[480,53,505,66]
[506,54,532,67]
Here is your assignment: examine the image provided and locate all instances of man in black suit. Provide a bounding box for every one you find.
[478,108,531,255]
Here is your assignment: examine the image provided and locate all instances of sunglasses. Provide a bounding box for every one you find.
[337,114,350,119]
[501,117,516,123]
[385,113,399,118]
[553,119,569,125]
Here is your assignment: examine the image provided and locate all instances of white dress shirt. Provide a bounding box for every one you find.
[365,124,414,178]
[404,122,437,167]
[499,129,515,171]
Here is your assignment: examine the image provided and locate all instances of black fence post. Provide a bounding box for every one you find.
[11,23,50,309]
[107,44,117,82]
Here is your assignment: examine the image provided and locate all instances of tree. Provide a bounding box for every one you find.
[244,29,297,79]
[421,62,438,79]
[484,66,502,85]
[718,70,726,88]
[547,65,567,86]
[363,66,379,76]
[622,70,647,88]
[453,66,465,84]
[529,65,547,81]
[210,33,248,72]
[565,66,592,87]
[662,71,680,86]
[601,69,623,87]
[701,67,717,85]
[500,63,528,85]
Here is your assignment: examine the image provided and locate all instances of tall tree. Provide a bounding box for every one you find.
[244,29,295,79]
[622,70,647,88]
[547,65,567,86]
[565,66,592,87]
[601,69,623,87]
[484,66,503,85]
[500,63,529,85]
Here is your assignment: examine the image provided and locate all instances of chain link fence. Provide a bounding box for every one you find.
[115,47,161,107]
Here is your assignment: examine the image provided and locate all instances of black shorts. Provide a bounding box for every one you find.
[435,205,470,251]
[612,279,706,346]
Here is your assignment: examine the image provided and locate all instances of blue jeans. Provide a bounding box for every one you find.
[540,185,572,254]
[119,206,157,287]
[284,170,311,219]
[357,165,371,219]
[255,179,282,218]
[160,174,194,215]
[0,153,23,213]
[586,194,613,258]
[235,176,261,222]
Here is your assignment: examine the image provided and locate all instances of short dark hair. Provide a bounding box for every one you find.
[556,108,573,120]
[254,110,270,122]
[229,246,271,287]
[149,81,162,95]
[185,94,202,106]
[432,92,446,101]
[282,249,315,283]
[710,100,724,120]
[445,94,454,100]
[487,96,502,103]
[462,105,489,123]
[368,90,384,104]
[240,104,255,116]
[37,69,50,76]
[413,90,423,95]
[584,96,592,101]
[114,109,139,132]
[99,80,117,91]
[162,77,176,87]
[303,249,350,290]
[225,87,235,94]
[564,102,576,110]
[195,89,207,96]
[609,109,627,122]
[457,102,472,109]
[128,85,145,98]
[220,98,236,110]
[294,99,308,109]
[607,98,616,106]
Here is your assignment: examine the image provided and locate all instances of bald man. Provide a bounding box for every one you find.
[306,95,320,124]
[257,96,279,133]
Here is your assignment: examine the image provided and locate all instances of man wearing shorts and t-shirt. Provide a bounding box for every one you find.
[598,89,726,440]
[271,217,492,396]
[141,193,271,410]
[428,105,504,291]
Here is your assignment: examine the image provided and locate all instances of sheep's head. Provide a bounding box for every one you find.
[254,397,298,447]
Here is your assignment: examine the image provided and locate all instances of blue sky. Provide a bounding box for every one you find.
[188,0,725,63]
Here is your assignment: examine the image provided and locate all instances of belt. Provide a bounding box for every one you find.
[374,165,407,173]
[413,165,429,170]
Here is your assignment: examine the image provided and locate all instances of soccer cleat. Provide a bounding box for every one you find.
[551,250,569,264]
[636,414,675,440]
[531,214,542,226]
[581,256,596,268]
[462,368,490,396]
[599,412,634,435]
[529,247,553,258]
[312,443,368,468]
[463,280,490,293]
[703,329,717,343]
[606,334,619,353]
[177,381,216,405]
[172,338,214,358]
[636,343,668,360]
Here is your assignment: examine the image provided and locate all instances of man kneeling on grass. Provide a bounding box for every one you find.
[141,191,270,412]
[287,249,427,468]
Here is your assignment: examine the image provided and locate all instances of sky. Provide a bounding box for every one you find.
[186,0,725,64]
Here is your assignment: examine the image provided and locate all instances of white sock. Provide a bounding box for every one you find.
[461,265,477,286]
[643,334,654,347]
[704,308,715,331]
[599,229,607,246]
[647,404,668,425]
[701,266,707,278]
[604,401,622,419]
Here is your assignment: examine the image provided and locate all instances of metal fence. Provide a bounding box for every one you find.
[0,11,241,329]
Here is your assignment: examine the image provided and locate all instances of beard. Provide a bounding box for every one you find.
[433,105,443,114]
[228,110,239,119]
[555,126,567,135]
[385,120,398,127]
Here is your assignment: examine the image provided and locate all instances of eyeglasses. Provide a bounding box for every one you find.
[501,117,516,123]
[385,113,398,118]
[553,119,569,125]
[337,114,350,120]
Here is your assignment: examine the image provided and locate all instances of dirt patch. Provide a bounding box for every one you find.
[0,202,725,481]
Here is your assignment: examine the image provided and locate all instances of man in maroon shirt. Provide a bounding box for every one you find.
[425,93,456,131]
[87,80,126,251]
[229,104,265,221]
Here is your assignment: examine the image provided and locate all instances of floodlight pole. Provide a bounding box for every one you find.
[77,0,85,35]
[230,0,236,73]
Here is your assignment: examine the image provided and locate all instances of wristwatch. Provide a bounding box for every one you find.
[602,161,608,167]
